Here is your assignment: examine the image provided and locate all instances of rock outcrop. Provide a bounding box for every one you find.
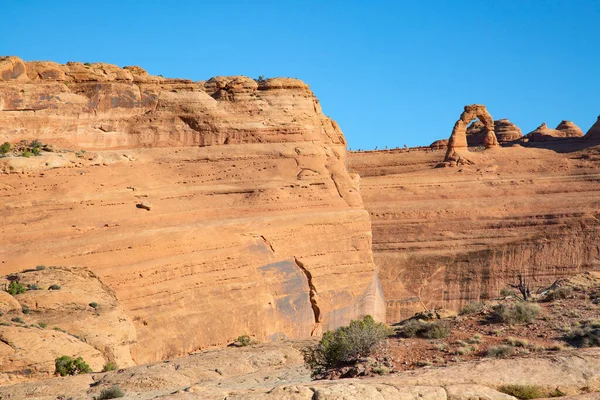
[494,118,523,142]
[527,121,585,141]
[349,145,600,320]
[585,116,600,140]
[445,104,499,162]
[0,57,385,365]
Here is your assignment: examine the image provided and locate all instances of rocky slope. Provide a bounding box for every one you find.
[0,57,385,368]
[349,143,600,321]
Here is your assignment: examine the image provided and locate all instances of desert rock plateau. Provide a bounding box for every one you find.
[1,57,600,399]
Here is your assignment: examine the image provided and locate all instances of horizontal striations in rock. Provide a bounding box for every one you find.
[0,57,384,364]
[349,146,600,321]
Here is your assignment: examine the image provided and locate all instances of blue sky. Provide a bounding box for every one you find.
[3,0,599,149]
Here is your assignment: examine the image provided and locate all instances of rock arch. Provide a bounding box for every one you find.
[445,104,499,162]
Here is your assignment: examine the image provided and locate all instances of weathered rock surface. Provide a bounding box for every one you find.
[349,145,600,320]
[493,119,523,143]
[527,121,585,141]
[445,105,499,162]
[585,116,600,140]
[1,342,599,399]
[0,57,384,365]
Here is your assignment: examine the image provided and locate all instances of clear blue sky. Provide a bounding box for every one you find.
[3,0,599,149]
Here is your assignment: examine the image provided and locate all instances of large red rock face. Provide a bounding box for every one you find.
[349,146,600,322]
[0,57,385,364]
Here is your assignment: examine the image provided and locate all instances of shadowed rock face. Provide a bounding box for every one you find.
[585,116,600,140]
[445,104,499,162]
[0,57,385,364]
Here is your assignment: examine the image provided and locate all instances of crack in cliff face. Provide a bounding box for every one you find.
[293,257,321,336]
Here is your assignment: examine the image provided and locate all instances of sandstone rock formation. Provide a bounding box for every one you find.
[0,57,385,364]
[494,118,523,142]
[349,145,600,320]
[585,116,600,140]
[429,139,448,150]
[1,342,599,399]
[445,104,499,162]
[527,121,584,141]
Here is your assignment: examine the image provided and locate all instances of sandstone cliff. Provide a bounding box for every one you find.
[0,57,385,365]
[349,145,600,321]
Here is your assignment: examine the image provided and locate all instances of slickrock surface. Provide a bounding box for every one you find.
[0,342,598,399]
[556,120,584,137]
[349,145,600,321]
[0,57,384,365]
[0,267,136,384]
[445,104,498,162]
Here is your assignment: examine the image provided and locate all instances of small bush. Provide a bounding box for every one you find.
[492,303,540,324]
[11,317,24,324]
[236,335,252,346]
[27,284,40,290]
[505,337,529,347]
[32,147,41,156]
[6,281,26,295]
[54,355,92,376]
[102,361,118,372]
[0,142,10,154]
[487,345,515,358]
[460,302,484,315]
[546,287,572,301]
[303,315,393,377]
[21,150,32,158]
[89,302,99,309]
[36,265,46,271]
[96,384,125,399]
[564,325,600,348]
[48,284,61,290]
[21,305,30,314]
[30,139,42,149]
[498,384,547,399]
[500,287,514,297]
[38,322,47,328]
[397,320,451,339]
[467,334,482,344]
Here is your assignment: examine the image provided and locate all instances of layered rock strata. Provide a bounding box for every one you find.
[0,57,385,364]
[350,146,600,321]
[527,121,585,141]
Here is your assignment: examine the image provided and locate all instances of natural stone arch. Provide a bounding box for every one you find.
[445,104,499,162]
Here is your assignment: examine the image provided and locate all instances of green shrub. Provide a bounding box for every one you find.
[54,355,92,376]
[102,361,118,372]
[31,147,41,156]
[36,265,46,271]
[21,305,30,314]
[6,281,26,295]
[303,315,393,377]
[30,139,42,149]
[38,322,47,328]
[21,150,32,158]
[27,284,40,290]
[89,302,99,309]
[95,384,125,399]
[500,288,514,297]
[0,142,10,154]
[397,320,451,339]
[498,384,547,399]
[545,287,572,301]
[505,337,529,347]
[564,325,600,348]
[236,335,252,346]
[492,302,540,324]
[11,317,24,324]
[460,302,484,315]
[486,345,515,358]
[48,284,61,290]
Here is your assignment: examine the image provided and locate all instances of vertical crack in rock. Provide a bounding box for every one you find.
[293,257,321,336]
